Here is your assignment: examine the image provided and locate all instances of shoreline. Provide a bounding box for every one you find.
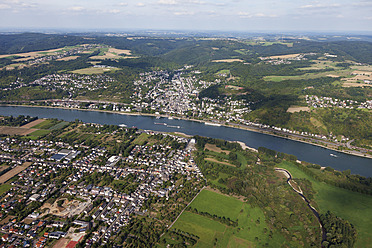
[1,103,371,160]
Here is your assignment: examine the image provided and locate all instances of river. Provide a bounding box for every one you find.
[0,105,371,177]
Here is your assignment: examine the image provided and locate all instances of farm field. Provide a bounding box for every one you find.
[278,161,372,248]
[263,69,351,82]
[287,106,310,113]
[27,129,51,139]
[165,189,287,247]
[21,118,46,128]
[0,162,32,184]
[0,126,36,136]
[212,59,244,63]
[89,47,133,60]
[71,67,120,75]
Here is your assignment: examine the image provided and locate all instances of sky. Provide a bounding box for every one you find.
[0,0,372,32]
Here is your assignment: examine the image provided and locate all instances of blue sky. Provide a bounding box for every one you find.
[0,0,371,32]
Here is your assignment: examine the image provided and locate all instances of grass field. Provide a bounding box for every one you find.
[27,129,51,139]
[31,119,54,129]
[133,133,149,145]
[263,69,351,82]
[49,121,69,130]
[71,67,120,75]
[212,59,244,63]
[167,189,287,247]
[278,161,372,247]
[0,184,12,195]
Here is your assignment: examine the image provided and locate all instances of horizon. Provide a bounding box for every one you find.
[1,0,372,33]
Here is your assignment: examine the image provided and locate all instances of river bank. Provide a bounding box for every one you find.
[1,103,371,160]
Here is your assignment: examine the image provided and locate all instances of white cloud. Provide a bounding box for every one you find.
[174,11,194,16]
[69,6,85,11]
[118,2,128,6]
[136,3,145,7]
[0,3,11,9]
[238,12,277,18]
[300,3,341,9]
[158,0,177,5]
[108,9,121,14]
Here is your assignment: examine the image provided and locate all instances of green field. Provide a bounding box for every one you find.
[32,119,55,129]
[216,69,230,75]
[278,161,372,247]
[71,67,120,75]
[27,129,51,139]
[263,69,351,82]
[133,133,149,145]
[166,189,287,247]
[49,121,69,130]
[0,184,12,195]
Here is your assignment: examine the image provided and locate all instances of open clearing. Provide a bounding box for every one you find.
[287,106,310,113]
[90,47,132,60]
[40,198,90,218]
[205,157,235,167]
[168,189,286,247]
[279,161,372,248]
[0,48,62,60]
[342,82,372,87]
[0,126,36,136]
[264,69,351,82]
[0,162,32,184]
[267,53,301,59]
[212,59,244,63]
[56,56,80,61]
[204,143,230,154]
[299,60,340,70]
[71,67,120,75]
[21,118,45,128]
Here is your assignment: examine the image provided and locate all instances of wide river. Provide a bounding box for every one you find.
[1,105,371,177]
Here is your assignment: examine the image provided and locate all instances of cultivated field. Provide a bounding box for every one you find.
[56,56,80,61]
[268,53,300,59]
[342,82,372,88]
[21,118,45,128]
[204,143,230,154]
[0,48,62,60]
[90,47,132,60]
[71,67,120,75]
[0,162,32,184]
[287,106,310,113]
[212,59,244,63]
[0,126,36,136]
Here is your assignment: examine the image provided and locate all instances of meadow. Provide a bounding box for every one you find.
[278,161,372,247]
[166,189,287,247]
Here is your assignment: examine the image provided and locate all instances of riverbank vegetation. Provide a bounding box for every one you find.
[279,161,372,247]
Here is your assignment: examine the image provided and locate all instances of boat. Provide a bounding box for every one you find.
[330,154,338,157]
[156,116,161,119]
[168,116,174,120]
[119,124,127,127]
[154,122,167,126]
[167,125,181,129]
[204,122,221,127]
